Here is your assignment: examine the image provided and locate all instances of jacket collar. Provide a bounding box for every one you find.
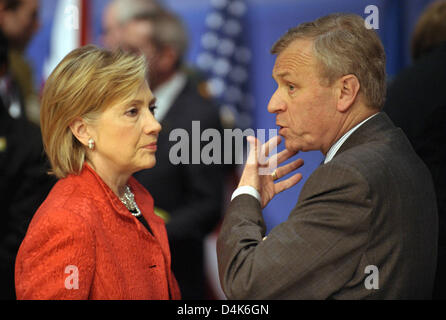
[333,112,396,160]
[78,164,136,219]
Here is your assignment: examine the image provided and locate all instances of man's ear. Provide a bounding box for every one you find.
[69,118,91,147]
[336,74,360,113]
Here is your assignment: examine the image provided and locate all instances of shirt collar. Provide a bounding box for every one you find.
[324,112,379,164]
[152,71,187,122]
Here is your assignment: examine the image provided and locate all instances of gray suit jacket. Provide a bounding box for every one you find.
[217,112,438,299]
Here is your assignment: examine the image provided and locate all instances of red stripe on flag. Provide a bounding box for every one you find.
[80,0,90,46]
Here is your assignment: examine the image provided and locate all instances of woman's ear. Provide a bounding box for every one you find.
[69,118,90,147]
[336,74,360,113]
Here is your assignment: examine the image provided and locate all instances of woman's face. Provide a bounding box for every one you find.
[88,81,161,176]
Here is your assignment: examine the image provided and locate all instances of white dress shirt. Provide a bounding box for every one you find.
[231,112,380,203]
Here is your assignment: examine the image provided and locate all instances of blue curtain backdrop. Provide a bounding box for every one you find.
[27,0,436,233]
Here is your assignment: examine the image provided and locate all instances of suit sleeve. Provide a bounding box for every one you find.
[217,163,373,299]
[1,123,55,268]
[15,209,95,300]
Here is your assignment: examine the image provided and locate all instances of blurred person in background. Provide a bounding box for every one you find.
[384,0,446,299]
[102,0,163,51]
[117,6,226,299]
[0,26,54,300]
[15,45,180,300]
[0,0,40,125]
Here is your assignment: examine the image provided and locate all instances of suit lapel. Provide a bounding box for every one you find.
[333,112,396,160]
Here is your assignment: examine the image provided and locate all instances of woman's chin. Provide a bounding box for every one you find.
[133,159,157,174]
[145,158,157,169]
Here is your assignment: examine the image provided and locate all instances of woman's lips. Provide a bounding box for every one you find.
[143,143,157,151]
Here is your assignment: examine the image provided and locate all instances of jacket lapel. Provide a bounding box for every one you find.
[333,112,396,160]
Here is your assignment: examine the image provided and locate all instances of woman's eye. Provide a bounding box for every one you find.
[126,107,139,117]
[149,105,157,115]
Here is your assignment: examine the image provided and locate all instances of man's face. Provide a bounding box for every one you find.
[268,39,339,154]
[122,20,160,87]
[102,3,121,50]
[1,0,39,50]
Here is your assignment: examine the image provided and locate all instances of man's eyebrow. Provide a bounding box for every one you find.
[275,71,291,78]
[272,71,292,80]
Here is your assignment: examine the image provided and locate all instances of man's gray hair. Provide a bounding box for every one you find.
[133,10,189,62]
[109,0,188,61]
[111,0,163,25]
[271,13,386,110]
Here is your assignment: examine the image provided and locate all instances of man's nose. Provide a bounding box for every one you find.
[267,90,286,114]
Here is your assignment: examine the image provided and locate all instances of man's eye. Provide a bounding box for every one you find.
[149,105,157,115]
[288,84,296,92]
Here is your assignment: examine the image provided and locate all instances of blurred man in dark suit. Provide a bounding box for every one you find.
[384,0,446,299]
[217,13,438,299]
[0,0,40,125]
[0,28,54,300]
[121,9,226,299]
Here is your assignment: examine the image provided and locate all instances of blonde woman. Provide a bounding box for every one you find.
[15,45,181,300]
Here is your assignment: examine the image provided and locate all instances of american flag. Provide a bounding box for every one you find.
[196,0,253,130]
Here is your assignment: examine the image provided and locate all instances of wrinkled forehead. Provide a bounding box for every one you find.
[119,81,154,104]
[272,39,316,77]
[98,81,153,114]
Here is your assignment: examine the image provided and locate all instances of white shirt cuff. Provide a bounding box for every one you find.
[231,186,261,203]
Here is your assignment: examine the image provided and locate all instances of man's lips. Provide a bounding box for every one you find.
[277,124,286,135]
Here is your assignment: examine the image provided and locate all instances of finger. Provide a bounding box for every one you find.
[274,173,303,195]
[275,158,304,179]
[261,135,282,158]
[268,148,298,168]
[258,135,281,168]
[245,136,259,166]
[277,148,298,164]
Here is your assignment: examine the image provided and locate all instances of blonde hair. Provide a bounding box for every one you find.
[40,45,147,178]
[271,13,386,109]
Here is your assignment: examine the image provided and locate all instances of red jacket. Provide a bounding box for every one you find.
[15,164,181,300]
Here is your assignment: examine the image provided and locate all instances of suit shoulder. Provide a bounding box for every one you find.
[335,132,425,174]
[176,80,220,114]
[325,135,434,203]
[302,159,371,199]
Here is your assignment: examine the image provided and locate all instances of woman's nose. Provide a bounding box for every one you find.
[144,111,162,135]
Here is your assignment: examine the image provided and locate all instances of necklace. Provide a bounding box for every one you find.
[119,185,142,217]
